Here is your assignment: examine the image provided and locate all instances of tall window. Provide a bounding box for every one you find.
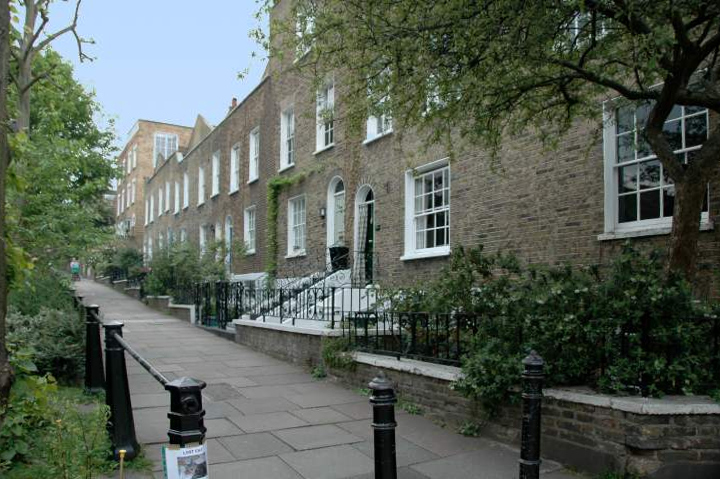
[131,144,137,169]
[281,108,295,169]
[316,82,335,151]
[165,181,170,212]
[603,103,709,233]
[174,181,180,214]
[288,196,306,255]
[229,143,240,193]
[126,185,131,208]
[198,166,205,205]
[131,179,137,204]
[244,206,256,254]
[199,225,207,255]
[225,215,234,269]
[404,162,451,259]
[153,133,178,167]
[183,172,189,208]
[120,190,125,213]
[211,151,220,197]
[332,180,345,245]
[295,6,314,59]
[249,128,260,182]
[144,199,149,225]
[366,97,392,142]
[149,194,155,223]
[180,228,187,242]
[158,187,163,216]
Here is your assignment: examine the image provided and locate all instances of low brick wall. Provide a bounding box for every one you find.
[144,296,171,314]
[234,319,341,368]
[123,287,141,300]
[168,304,193,322]
[232,320,720,478]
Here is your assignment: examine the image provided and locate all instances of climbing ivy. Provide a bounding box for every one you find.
[265,173,307,279]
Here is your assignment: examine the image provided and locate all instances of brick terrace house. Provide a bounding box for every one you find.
[114,120,193,250]
[136,0,718,296]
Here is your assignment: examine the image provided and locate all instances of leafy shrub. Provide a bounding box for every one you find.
[321,337,356,371]
[8,267,73,317]
[95,244,144,280]
[1,354,115,478]
[143,240,234,297]
[7,308,84,383]
[402,244,720,410]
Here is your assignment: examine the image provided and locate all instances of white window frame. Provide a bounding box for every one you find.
[365,97,393,144]
[280,107,295,170]
[153,132,179,168]
[174,181,180,214]
[229,143,240,193]
[120,190,125,213]
[225,215,234,269]
[126,185,131,208]
[295,7,314,60]
[199,225,207,255]
[165,181,170,212]
[131,179,137,204]
[600,102,711,240]
[158,187,163,216]
[316,81,335,153]
[144,199,149,225]
[244,206,256,255]
[211,151,220,197]
[287,195,307,257]
[198,166,206,205]
[248,128,260,183]
[402,159,451,261]
[149,194,155,223]
[183,172,189,209]
[131,144,137,169]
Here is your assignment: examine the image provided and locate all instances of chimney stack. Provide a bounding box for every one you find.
[229,97,238,112]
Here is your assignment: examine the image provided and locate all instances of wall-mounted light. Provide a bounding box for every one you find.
[319,206,326,218]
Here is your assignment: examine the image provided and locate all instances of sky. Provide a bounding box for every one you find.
[47,1,268,147]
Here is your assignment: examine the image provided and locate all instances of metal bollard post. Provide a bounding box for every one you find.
[103,321,140,460]
[84,305,105,393]
[519,351,544,479]
[369,372,397,479]
[165,377,207,446]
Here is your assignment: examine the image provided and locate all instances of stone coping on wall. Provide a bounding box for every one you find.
[233,318,343,337]
[352,351,720,415]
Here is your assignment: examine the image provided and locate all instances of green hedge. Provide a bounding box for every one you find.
[393,244,720,411]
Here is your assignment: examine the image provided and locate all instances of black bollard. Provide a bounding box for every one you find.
[519,351,545,479]
[103,321,140,461]
[84,305,105,393]
[165,377,207,446]
[369,372,397,479]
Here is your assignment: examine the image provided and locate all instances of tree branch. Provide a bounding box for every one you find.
[552,59,656,100]
[34,0,82,52]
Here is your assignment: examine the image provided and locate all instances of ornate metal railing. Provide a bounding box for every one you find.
[343,311,480,366]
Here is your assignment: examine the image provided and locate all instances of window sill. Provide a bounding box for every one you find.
[285,250,307,259]
[400,247,451,261]
[247,178,259,185]
[363,130,393,146]
[313,144,335,156]
[245,250,256,256]
[183,205,189,211]
[278,163,295,173]
[211,192,219,199]
[228,188,239,196]
[197,201,205,207]
[598,221,714,241]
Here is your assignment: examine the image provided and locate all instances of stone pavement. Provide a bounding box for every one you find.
[77,280,584,479]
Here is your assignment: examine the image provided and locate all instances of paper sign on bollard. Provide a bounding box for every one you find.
[161,444,209,479]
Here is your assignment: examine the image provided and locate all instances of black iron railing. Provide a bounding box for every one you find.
[343,311,480,366]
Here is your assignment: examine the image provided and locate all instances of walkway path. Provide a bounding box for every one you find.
[78,280,582,479]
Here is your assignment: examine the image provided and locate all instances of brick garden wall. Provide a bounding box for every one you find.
[233,321,720,478]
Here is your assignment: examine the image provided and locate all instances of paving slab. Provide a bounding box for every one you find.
[280,444,374,479]
[273,424,364,450]
[76,280,585,479]
[228,411,308,432]
[218,432,294,460]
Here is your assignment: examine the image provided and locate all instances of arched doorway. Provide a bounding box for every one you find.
[353,186,375,285]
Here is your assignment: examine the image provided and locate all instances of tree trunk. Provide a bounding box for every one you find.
[0,0,14,419]
[667,178,706,281]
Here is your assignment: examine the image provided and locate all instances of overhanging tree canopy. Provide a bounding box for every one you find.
[257,0,720,280]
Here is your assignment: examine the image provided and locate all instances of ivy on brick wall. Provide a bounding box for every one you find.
[265,173,307,279]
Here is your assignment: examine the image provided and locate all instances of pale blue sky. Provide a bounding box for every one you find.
[48,1,268,146]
